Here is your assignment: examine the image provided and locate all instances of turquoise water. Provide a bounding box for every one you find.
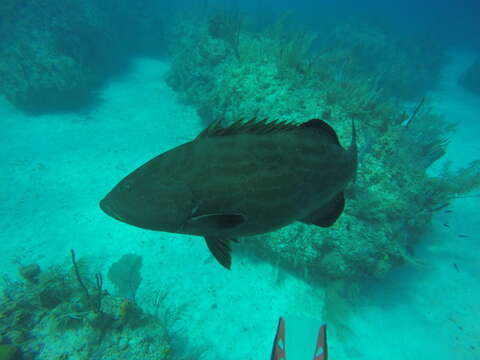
[1,2,479,360]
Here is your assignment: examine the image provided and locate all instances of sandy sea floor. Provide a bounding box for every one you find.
[1,50,479,359]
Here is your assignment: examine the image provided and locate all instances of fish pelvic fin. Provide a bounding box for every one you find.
[205,236,236,269]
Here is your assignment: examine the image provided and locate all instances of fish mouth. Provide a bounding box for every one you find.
[99,197,124,222]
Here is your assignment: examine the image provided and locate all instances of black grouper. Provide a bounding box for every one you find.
[100,118,357,269]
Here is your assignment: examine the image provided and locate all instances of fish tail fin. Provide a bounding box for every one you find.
[350,119,358,182]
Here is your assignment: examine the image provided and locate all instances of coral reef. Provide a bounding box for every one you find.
[314,23,446,100]
[0,0,165,113]
[0,344,19,360]
[0,255,173,360]
[165,15,480,280]
[458,59,480,95]
[107,254,143,302]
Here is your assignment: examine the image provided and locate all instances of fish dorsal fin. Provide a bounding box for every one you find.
[300,119,340,145]
[197,118,299,138]
[302,192,345,227]
[197,118,340,144]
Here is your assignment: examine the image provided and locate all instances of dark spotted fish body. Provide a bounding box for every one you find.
[100,118,357,269]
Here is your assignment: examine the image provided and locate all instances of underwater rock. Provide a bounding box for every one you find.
[37,288,63,309]
[0,344,19,360]
[88,311,116,331]
[458,59,480,95]
[8,330,29,345]
[18,264,40,283]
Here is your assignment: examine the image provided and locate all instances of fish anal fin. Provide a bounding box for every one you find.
[301,119,340,145]
[302,193,345,227]
[205,236,235,269]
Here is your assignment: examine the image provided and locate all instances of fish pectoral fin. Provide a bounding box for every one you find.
[302,192,345,227]
[189,213,245,230]
[205,236,236,270]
